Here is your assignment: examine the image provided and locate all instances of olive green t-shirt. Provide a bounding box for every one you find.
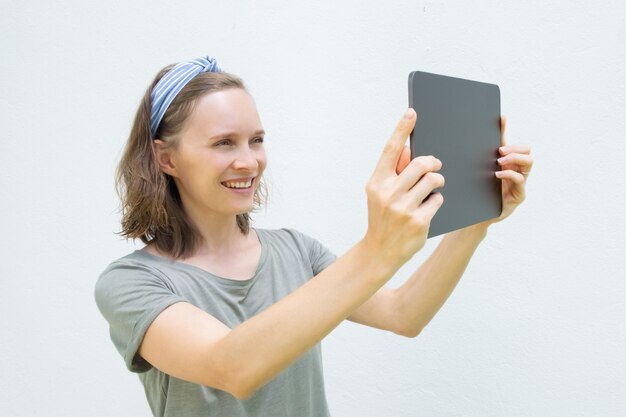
[94,228,337,417]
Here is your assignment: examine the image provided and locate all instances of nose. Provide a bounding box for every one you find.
[232,145,259,171]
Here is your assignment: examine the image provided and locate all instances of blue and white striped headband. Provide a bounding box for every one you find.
[150,56,222,138]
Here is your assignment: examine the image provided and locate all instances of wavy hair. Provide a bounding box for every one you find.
[115,65,267,259]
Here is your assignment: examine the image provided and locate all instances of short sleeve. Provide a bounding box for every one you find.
[94,261,187,373]
[287,229,337,276]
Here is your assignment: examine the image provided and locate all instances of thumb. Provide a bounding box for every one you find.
[500,115,507,147]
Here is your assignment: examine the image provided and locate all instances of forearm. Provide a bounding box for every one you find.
[392,222,489,337]
[213,239,398,398]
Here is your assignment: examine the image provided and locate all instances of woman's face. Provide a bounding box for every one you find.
[156,88,267,218]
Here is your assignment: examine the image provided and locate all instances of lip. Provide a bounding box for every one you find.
[221,176,255,183]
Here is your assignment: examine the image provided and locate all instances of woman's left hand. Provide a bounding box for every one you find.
[488,115,533,225]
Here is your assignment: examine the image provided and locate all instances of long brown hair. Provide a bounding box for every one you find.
[115,65,267,259]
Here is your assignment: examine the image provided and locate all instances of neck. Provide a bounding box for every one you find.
[182,202,251,259]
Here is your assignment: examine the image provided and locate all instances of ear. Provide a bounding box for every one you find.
[152,139,178,177]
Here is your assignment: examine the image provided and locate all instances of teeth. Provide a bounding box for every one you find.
[223,179,253,189]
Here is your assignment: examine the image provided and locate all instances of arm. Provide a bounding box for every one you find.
[138,108,445,399]
[393,221,489,337]
[140,241,396,399]
[347,222,488,336]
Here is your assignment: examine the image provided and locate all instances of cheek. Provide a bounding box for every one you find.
[180,155,226,186]
[256,149,268,171]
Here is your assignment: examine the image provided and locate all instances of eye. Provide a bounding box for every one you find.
[214,139,233,147]
[252,137,264,144]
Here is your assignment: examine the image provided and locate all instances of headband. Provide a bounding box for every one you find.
[150,56,222,138]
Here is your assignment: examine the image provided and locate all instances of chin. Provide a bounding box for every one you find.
[231,204,255,216]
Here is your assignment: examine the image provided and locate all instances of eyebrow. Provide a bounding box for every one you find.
[210,129,266,140]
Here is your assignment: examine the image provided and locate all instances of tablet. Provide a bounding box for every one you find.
[408,71,502,238]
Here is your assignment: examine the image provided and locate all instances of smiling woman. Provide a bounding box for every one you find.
[150,88,268,249]
[115,62,267,259]
[94,55,531,417]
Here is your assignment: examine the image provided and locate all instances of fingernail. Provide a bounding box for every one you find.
[499,146,508,153]
[495,171,503,177]
[404,108,414,120]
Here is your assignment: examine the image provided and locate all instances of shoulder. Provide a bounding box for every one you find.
[255,228,336,271]
[97,250,165,282]
[255,227,319,250]
[94,251,172,304]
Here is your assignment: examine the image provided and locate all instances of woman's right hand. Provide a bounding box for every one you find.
[363,108,445,267]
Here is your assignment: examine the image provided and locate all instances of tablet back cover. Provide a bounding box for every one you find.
[408,71,502,238]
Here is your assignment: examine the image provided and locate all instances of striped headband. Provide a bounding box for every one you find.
[150,56,222,138]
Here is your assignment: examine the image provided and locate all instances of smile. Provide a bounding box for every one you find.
[221,178,254,189]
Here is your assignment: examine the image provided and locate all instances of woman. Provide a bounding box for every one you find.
[95,56,532,417]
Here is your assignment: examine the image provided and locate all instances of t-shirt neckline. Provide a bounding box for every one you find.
[131,227,268,287]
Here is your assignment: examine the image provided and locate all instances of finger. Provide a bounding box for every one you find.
[404,171,445,208]
[500,115,507,147]
[395,146,411,175]
[495,169,526,185]
[373,108,416,178]
[499,144,532,156]
[497,153,534,171]
[396,155,442,192]
[414,192,444,223]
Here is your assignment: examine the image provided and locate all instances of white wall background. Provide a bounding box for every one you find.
[1,0,624,416]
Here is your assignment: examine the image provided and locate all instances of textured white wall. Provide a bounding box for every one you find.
[1,0,624,416]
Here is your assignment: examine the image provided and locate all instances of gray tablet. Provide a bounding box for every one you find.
[408,71,502,238]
